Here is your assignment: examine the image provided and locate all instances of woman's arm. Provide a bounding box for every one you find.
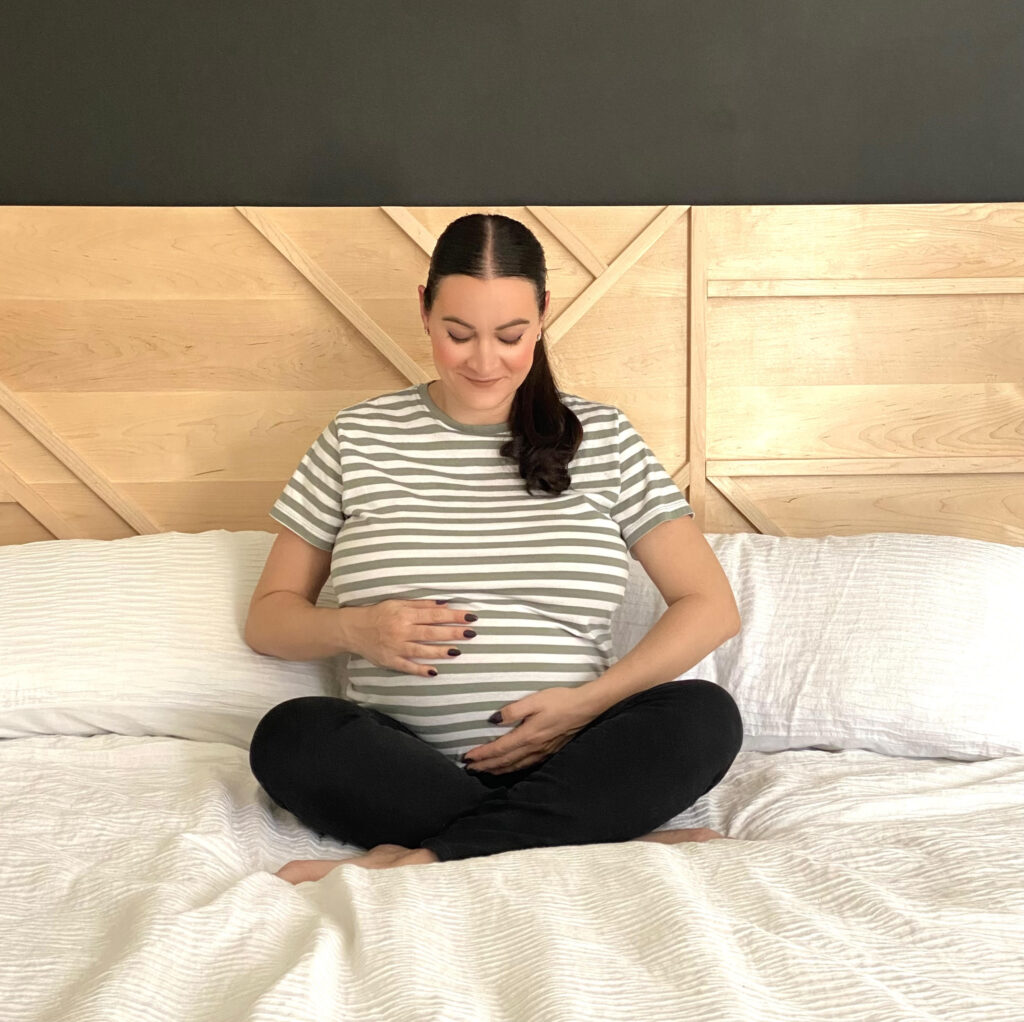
[577,595,739,715]
[576,516,741,715]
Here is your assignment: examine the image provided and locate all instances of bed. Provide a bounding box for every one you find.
[2,200,1023,1019]
[2,525,1022,1021]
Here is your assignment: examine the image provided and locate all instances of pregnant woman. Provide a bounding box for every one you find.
[245,212,744,882]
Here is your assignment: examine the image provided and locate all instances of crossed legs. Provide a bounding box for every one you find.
[249,678,744,878]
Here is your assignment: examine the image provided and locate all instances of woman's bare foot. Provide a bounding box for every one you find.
[273,844,439,884]
[633,827,733,844]
[272,830,732,884]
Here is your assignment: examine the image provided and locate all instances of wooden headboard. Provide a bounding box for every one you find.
[1,203,1022,547]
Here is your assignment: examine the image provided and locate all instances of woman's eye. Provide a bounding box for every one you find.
[447,331,522,346]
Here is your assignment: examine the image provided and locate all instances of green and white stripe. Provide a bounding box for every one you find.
[270,382,693,763]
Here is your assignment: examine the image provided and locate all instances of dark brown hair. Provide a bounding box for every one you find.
[422,213,583,497]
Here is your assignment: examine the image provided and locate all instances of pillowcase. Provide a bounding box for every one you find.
[0,530,343,748]
[611,530,1024,761]
[6,526,1020,760]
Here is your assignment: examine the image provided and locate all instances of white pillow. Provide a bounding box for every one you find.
[0,530,343,747]
[611,531,1024,761]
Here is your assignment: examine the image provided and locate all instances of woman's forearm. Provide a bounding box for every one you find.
[577,595,741,716]
[244,590,364,662]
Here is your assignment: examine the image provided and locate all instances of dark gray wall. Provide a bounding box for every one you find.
[2,0,1022,205]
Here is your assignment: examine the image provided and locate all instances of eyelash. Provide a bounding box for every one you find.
[447,331,522,346]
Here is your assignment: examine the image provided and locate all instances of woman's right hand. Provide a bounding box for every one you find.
[345,599,478,677]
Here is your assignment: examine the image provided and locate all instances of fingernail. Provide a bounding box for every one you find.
[488,711,503,724]
[447,648,461,657]
[465,613,478,622]
[428,669,438,676]
[463,629,476,638]
[435,599,449,605]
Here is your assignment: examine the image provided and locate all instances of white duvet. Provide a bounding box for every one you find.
[1,736,1022,1022]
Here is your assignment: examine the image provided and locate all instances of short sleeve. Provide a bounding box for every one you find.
[610,410,695,550]
[268,417,346,552]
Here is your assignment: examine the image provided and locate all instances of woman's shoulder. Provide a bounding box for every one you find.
[558,390,622,430]
[332,385,423,424]
[561,391,614,423]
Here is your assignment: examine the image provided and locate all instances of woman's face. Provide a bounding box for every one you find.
[420,275,550,426]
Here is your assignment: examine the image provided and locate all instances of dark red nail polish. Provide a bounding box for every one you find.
[428,669,438,676]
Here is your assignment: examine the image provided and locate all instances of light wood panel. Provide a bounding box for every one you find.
[701,203,1024,543]
[1,202,1022,547]
[706,204,1024,279]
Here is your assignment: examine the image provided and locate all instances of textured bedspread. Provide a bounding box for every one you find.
[1,735,1022,1021]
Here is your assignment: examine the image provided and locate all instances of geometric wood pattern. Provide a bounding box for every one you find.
[701,203,1024,543]
[1,202,1022,547]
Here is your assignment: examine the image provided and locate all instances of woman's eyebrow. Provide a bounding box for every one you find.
[442,316,530,330]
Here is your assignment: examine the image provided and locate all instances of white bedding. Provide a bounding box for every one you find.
[2,734,1022,1021]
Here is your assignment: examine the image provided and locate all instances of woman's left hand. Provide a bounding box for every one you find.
[462,687,603,775]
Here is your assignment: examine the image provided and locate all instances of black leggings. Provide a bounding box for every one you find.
[249,678,744,863]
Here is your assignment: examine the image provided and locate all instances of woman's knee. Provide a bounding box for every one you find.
[661,679,745,761]
[249,696,357,778]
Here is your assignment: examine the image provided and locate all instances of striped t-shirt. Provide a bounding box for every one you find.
[268,381,694,764]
